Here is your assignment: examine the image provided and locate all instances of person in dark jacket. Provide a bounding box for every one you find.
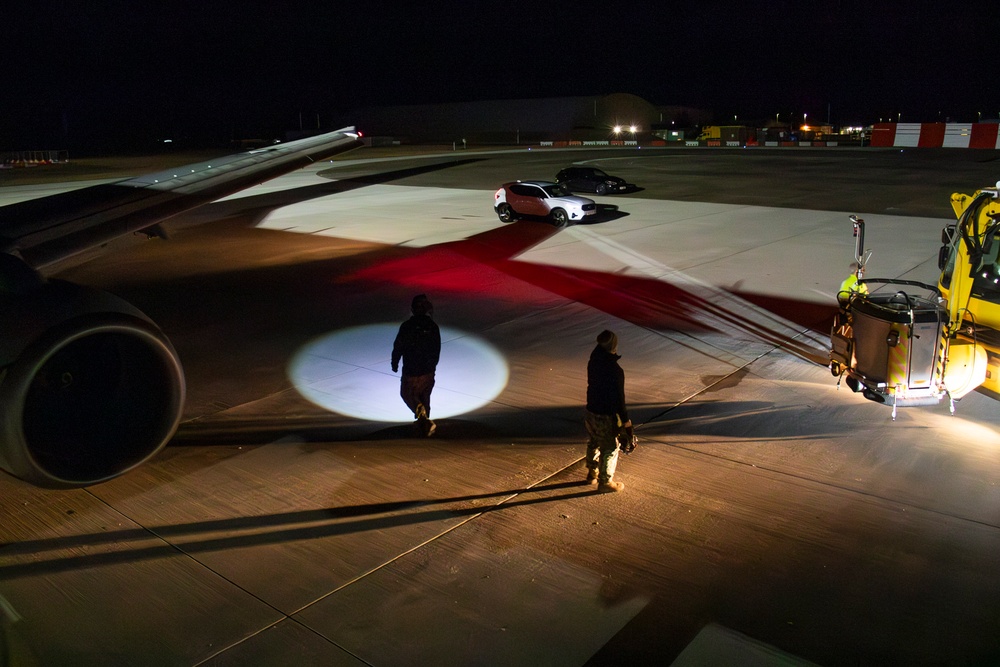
[392,294,442,436]
[584,329,634,492]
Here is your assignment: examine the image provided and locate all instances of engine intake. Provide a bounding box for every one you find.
[0,280,185,487]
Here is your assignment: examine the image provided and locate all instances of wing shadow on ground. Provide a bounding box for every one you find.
[152,158,835,363]
[163,158,487,230]
[80,169,841,445]
[348,221,835,363]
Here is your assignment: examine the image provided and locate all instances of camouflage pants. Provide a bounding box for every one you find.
[584,410,621,483]
[400,372,435,419]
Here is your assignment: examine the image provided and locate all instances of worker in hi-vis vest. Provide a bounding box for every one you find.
[839,261,869,297]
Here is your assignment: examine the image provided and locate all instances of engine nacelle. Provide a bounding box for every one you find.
[0,279,185,488]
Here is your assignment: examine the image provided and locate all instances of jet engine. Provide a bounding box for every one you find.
[0,275,185,488]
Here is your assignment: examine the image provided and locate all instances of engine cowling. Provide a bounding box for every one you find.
[0,279,185,488]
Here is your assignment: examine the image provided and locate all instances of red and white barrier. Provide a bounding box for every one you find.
[870,123,1000,149]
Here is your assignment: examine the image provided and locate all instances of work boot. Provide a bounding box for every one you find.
[597,479,625,493]
[586,468,599,485]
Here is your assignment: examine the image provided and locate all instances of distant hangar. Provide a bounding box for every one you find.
[349,93,710,145]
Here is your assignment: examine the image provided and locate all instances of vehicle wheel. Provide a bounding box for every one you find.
[595,183,608,196]
[497,203,516,222]
[551,208,569,227]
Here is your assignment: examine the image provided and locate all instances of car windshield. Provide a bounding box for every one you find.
[588,169,609,178]
[542,184,571,197]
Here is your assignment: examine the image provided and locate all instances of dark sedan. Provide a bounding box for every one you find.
[555,166,633,195]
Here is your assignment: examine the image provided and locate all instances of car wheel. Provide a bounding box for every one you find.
[551,208,569,227]
[497,203,516,222]
[595,183,608,196]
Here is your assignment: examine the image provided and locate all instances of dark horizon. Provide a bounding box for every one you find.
[5,0,999,152]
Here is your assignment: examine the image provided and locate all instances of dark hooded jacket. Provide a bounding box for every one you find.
[586,344,629,422]
[392,314,441,376]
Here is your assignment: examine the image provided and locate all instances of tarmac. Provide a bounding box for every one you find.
[2,146,1000,666]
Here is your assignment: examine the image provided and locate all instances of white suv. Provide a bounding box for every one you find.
[494,181,596,227]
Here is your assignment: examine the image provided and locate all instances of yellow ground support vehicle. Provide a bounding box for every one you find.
[830,187,1000,418]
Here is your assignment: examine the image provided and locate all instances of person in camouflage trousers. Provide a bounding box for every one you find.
[584,329,635,493]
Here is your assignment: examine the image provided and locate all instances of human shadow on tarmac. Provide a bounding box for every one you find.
[0,481,598,578]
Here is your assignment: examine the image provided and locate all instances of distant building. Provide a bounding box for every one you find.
[346,94,709,145]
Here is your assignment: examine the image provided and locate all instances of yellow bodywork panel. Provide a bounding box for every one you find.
[944,338,988,399]
[950,191,1000,220]
[983,353,1000,395]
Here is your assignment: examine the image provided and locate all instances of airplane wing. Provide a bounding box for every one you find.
[0,127,362,489]
[0,126,362,269]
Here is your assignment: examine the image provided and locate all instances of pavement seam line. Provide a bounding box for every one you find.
[192,462,590,666]
[288,462,585,619]
[80,488,341,667]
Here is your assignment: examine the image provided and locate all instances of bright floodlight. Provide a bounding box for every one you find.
[289,324,509,422]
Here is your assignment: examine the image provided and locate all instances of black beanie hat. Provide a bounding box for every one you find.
[597,329,618,353]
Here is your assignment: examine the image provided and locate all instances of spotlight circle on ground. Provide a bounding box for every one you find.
[289,324,508,422]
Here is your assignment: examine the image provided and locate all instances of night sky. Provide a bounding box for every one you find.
[4,0,999,152]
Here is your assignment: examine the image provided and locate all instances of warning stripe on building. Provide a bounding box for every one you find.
[871,123,1000,149]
